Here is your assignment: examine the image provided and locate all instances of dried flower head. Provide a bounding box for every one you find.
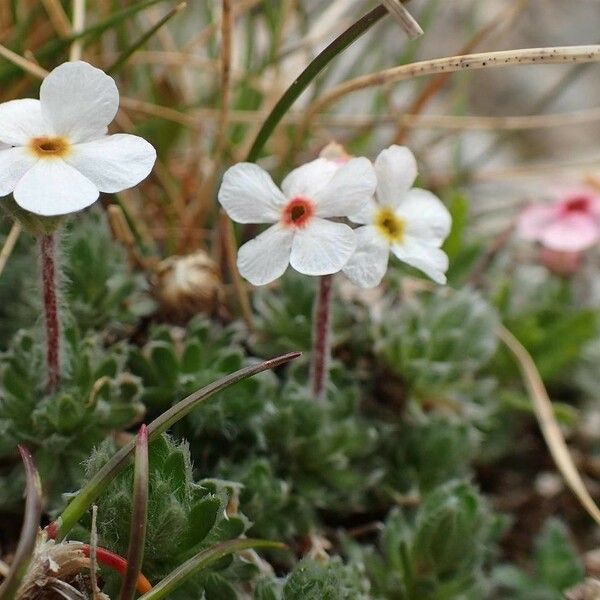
[14,535,106,600]
[151,251,224,321]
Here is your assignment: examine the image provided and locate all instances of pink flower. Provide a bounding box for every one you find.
[517,188,600,252]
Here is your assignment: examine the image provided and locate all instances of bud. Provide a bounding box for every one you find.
[151,251,224,321]
[539,247,582,277]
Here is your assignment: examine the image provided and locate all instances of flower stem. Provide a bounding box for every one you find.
[40,234,60,393]
[310,274,334,402]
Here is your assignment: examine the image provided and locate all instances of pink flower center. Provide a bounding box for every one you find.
[282,197,315,229]
[563,196,590,214]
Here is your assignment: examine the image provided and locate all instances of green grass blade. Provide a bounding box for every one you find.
[107,2,187,74]
[138,539,286,600]
[54,351,301,540]
[245,5,387,162]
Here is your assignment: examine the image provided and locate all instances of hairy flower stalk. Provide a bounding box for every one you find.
[310,274,334,403]
[40,233,61,392]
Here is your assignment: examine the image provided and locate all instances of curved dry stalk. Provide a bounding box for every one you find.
[119,426,150,600]
[0,447,43,600]
[497,325,600,526]
[302,45,600,138]
[392,0,528,144]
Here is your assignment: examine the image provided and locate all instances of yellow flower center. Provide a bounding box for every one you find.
[375,207,404,243]
[29,136,70,158]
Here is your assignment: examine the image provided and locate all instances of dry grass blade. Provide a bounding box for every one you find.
[0,447,43,600]
[0,223,22,280]
[119,425,150,600]
[90,505,99,599]
[497,325,600,526]
[40,0,71,37]
[381,0,423,39]
[220,213,254,328]
[0,45,48,79]
[304,45,600,131]
[69,0,86,61]
[106,2,187,74]
[393,0,528,144]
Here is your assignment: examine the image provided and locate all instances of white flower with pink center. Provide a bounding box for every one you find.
[218,157,377,285]
[343,145,451,288]
[517,188,600,251]
[0,61,156,216]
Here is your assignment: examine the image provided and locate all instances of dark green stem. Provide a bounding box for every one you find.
[245,4,388,162]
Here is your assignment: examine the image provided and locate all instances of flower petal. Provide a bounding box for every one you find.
[290,218,356,276]
[237,224,294,285]
[0,147,37,196]
[374,145,418,207]
[343,225,390,288]
[313,157,377,218]
[349,197,379,225]
[281,158,340,198]
[517,204,558,241]
[66,134,156,193]
[0,99,47,145]
[540,213,600,251]
[396,188,451,246]
[218,163,285,224]
[13,159,99,216]
[392,237,449,284]
[40,61,119,142]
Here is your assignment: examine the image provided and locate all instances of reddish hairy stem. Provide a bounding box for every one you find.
[40,234,60,392]
[310,274,334,402]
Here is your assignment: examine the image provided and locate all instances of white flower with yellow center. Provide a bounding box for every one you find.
[343,145,451,287]
[0,61,156,216]
[218,157,377,285]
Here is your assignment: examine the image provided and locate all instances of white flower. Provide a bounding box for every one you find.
[218,157,377,285]
[0,61,156,217]
[343,145,451,287]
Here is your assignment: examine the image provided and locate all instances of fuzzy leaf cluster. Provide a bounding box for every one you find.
[0,327,143,508]
[128,317,276,461]
[0,212,151,344]
[348,480,504,599]
[85,433,257,599]
[491,519,584,599]
[256,558,371,599]
[62,210,153,332]
[376,288,498,393]
[493,265,597,380]
[218,381,382,542]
